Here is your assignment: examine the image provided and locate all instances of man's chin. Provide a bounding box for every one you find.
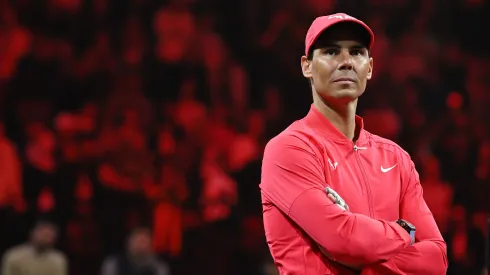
[321,92,361,105]
[33,245,51,252]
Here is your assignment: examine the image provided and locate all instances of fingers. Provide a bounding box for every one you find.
[328,193,346,210]
[326,187,349,211]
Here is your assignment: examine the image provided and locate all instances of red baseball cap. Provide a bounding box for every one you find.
[304,13,374,56]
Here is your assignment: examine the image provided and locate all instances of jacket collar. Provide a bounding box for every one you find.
[304,104,368,144]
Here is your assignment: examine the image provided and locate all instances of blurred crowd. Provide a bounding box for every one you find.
[0,0,489,274]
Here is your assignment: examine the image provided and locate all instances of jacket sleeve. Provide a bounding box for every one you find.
[361,157,448,275]
[260,134,412,266]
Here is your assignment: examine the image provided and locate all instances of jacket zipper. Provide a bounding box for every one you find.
[353,144,375,218]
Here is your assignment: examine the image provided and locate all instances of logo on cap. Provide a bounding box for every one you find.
[328,14,355,20]
[327,14,355,20]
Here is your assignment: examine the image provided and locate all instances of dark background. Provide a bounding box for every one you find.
[0,0,489,274]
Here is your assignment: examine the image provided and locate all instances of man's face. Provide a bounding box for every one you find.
[301,23,373,105]
[32,224,57,249]
[128,232,152,257]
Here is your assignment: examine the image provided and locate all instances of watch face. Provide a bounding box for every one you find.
[405,221,414,229]
[402,220,415,230]
[397,219,415,231]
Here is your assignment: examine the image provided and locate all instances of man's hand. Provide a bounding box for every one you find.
[394,219,416,245]
[326,186,416,245]
[318,187,362,271]
[326,186,349,211]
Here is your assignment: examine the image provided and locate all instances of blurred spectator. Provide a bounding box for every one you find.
[471,140,490,213]
[227,111,264,173]
[119,16,147,69]
[22,121,58,224]
[0,0,488,274]
[153,5,195,64]
[1,220,67,275]
[0,121,24,255]
[420,155,453,234]
[173,78,207,135]
[100,227,170,275]
[147,4,199,102]
[232,216,277,275]
[149,163,188,257]
[445,205,485,275]
[65,173,102,275]
[362,105,401,141]
[200,148,237,223]
[103,72,153,134]
[96,120,153,255]
[0,0,32,81]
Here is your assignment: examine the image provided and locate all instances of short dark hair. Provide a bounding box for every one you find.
[306,46,370,61]
[32,219,58,232]
[128,227,152,238]
[307,50,314,61]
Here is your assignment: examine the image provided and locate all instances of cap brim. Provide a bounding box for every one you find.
[306,19,374,56]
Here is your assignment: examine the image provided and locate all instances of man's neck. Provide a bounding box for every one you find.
[129,253,153,266]
[313,98,358,140]
[30,243,49,254]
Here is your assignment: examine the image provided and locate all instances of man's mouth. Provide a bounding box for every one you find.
[332,77,356,83]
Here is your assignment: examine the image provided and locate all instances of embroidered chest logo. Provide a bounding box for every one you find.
[380,164,397,173]
[328,158,338,170]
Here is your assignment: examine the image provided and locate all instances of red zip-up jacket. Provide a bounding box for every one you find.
[260,105,447,275]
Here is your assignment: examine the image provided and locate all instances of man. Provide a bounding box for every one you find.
[100,227,171,275]
[1,220,68,275]
[260,13,447,274]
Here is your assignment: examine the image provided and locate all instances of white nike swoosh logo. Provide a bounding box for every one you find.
[381,164,397,172]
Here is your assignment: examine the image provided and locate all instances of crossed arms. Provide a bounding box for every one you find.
[260,135,448,274]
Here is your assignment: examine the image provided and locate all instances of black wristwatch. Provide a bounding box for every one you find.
[396,219,416,245]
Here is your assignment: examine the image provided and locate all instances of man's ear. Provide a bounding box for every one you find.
[301,56,312,79]
[367,57,374,80]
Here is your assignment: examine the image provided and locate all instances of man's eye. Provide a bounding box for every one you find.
[324,49,337,55]
[351,50,364,56]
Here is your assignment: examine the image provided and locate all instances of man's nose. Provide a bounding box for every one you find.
[338,50,353,70]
